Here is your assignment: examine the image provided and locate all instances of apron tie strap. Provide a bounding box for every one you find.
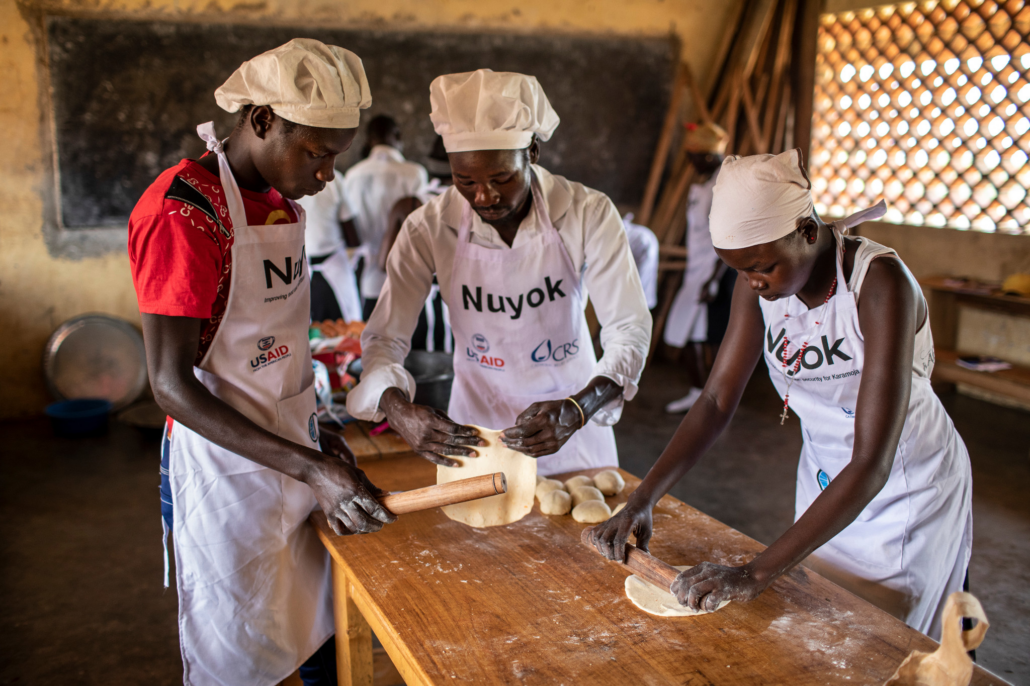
[196,121,225,155]
[828,199,887,237]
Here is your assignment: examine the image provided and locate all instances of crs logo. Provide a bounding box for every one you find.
[471,333,490,353]
[817,469,831,491]
[841,407,855,419]
[258,336,276,351]
[531,338,580,363]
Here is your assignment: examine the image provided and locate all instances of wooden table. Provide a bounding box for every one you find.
[341,421,411,462]
[313,455,1006,685]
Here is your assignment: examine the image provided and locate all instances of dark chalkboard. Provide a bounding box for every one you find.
[47,17,675,228]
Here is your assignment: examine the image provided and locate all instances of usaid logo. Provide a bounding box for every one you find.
[471,334,490,353]
[531,338,580,363]
[251,343,291,371]
[308,413,319,443]
[258,336,275,351]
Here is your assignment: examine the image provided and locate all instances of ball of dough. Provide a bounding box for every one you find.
[564,475,594,491]
[594,470,626,496]
[540,489,572,515]
[572,500,612,523]
[535,478,565,501]
[612,502,626,516]
[570,485,604,506]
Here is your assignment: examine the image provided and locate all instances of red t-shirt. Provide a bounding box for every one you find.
[128,158,297,362]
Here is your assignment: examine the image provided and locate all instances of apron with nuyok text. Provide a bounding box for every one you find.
[446,174,618,476]
[759,206,972,639]
[168,122,333,685]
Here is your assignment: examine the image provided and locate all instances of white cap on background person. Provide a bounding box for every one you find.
[429,69,560,153]
[215,38,372,129]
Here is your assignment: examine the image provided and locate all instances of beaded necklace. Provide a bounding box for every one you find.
[779,275,838,425]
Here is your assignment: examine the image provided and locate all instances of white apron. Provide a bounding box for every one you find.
[664,171,721,346]
[446,175,618,476]
[168,123,334,685]
[311,246,363,322]
[759,212,972,640]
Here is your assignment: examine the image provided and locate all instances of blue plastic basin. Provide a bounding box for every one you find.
[45,398,113,437]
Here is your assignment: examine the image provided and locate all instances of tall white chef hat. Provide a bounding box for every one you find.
[709,149,887,249]
[429,69,560,153]
[215,38,372,129]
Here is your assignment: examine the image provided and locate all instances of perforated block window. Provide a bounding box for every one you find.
[812,1,1030,233]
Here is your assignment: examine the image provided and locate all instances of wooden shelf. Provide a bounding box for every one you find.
[919,276,1030,317]
[933,349,1030,404]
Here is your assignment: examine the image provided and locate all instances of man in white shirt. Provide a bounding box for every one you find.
[346,69,652,476]
[299,176,363,322]
[342,114,428,318]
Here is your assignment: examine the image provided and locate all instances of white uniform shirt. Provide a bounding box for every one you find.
[347,164,652,422]
[299,176,355,257]
[622,215,659,309]
[342,145,428,299]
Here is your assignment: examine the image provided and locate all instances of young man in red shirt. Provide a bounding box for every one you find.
[129,39,394,685]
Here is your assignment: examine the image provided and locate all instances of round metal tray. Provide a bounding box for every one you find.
[43,314,148,411]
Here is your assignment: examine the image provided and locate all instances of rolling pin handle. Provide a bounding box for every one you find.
[494,472,507,494]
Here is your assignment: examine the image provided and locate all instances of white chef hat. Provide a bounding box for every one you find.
[429,69,560,153]
[708,149,815,249]
[215,38,372,129]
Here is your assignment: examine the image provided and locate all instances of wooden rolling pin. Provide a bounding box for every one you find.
[378,472,506,515]
[581,526,680,592]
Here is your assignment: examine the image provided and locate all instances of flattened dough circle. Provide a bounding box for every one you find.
[625,566,731,617]
[437,426,536,527]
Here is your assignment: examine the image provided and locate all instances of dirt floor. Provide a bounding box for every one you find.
[1,360,1027,684]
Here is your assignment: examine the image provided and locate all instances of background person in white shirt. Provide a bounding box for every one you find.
[342,114,428,318]
[298,175,363,322]
[346,69,652,476]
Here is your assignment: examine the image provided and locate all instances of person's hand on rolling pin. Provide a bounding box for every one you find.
[587,493,653,561]
[501,376,624,457]
[671,561,768,612]
[305,455,397,536]
[379,388,485,467]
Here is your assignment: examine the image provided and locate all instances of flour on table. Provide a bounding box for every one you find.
[437,426,536,527]
[625,565,731,617]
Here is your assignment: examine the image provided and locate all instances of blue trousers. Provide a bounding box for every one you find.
[161,423,337,685]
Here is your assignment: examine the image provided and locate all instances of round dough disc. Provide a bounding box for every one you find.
[564,475,594,491]
[535,478,565,501]
[625,566,731,617]
[540,489,572,515]
[570,485,604,506]
[572,500,611,523]
[594,470,626,496]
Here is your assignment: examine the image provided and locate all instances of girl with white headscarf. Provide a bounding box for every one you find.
[590,149,972,640]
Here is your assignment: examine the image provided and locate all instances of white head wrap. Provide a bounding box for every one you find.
[709,149,886,249]
[215,38,372,129]
[430,69,560,153]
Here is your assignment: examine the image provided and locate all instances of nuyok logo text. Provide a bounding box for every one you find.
[767,327,851,376]
[461,276,566,320]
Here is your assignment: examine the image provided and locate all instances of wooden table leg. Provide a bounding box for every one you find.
[332,557,374,686]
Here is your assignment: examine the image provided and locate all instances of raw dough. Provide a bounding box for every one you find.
[612,502,626,516]
[564,475,594,491]
[540,489,572,515]
[570,485,604,506]
[437,426,536,528]
[536,475,545,484]
[625,566,731,617]
[594,470,626,496]
[535,478,565,501]
[572,500,611,523]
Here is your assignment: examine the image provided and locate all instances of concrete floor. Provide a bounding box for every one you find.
[0,361,1027,685]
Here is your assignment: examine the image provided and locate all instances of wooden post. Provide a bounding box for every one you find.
[638,65,688,226]
[333,559,374,686]
[792,0,822,161]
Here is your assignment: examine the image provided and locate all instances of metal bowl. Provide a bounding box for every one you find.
[43,314,148,411]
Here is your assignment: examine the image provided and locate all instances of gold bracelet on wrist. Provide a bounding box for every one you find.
[565,396,586,428]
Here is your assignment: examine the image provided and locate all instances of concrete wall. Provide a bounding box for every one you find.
[857,221,1030,370]
[0,0,743,418]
